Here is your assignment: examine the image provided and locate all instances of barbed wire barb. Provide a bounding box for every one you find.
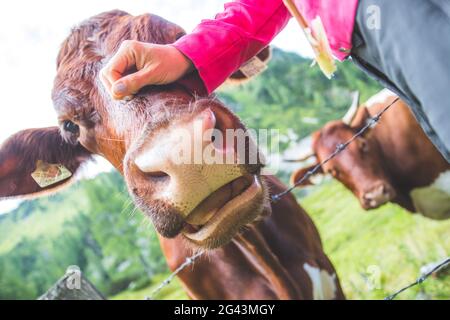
[384,257,450,300]
[145,250,204,300]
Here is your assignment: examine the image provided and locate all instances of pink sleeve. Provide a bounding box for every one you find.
[173,0,291,94]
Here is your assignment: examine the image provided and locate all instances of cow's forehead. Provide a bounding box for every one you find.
[316,122,350,146]
[57,10,184,66]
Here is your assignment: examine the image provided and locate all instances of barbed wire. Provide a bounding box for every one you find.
[384,257,450,300]
[148,252,449,300]
[145,97,448,301]
[271,97,400,202]
[145,250,204,300]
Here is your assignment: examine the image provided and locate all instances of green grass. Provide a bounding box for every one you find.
[113,180,449,300]
[301,181,450,300]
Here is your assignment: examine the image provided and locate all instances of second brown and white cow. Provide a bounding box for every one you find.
[289,90,450,219]
[0,11,344,299]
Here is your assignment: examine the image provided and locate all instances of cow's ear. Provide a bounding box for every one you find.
[0,127,92,199]
[227,46,272,83]
[290,163,323,187]
[350,106,371,131]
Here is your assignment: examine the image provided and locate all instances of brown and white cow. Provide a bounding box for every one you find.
[0,10,344,299]
[289,90,450,219]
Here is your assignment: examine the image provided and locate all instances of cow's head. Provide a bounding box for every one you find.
[289,92,396,210]
[0,10,272,249]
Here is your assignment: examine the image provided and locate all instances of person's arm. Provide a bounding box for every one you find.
[100,0,290,99]
[173,0,291,94]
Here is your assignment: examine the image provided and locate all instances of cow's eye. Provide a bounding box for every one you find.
[360,139,369,153]
[63,120,79,134]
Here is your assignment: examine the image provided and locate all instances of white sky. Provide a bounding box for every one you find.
[0,0,312,213]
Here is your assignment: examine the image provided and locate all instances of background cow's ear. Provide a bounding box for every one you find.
[227,46,272,83]
[350,106,371,131]
[0,127,92,199]
[290,164,323,187]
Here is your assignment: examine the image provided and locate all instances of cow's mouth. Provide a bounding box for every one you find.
[181,174,265,248]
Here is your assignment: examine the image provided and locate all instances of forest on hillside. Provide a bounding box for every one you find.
[219,48,382,149]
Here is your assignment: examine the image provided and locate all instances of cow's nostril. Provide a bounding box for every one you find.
[145,171,170,183]
[146,171,168,178]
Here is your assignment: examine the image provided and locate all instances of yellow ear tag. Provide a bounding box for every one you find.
[31,160,72,188]
[239,56,268,78]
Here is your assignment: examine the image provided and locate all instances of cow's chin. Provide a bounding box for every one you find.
[181,174,269,249]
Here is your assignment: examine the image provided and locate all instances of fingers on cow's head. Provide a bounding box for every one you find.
[0,127,91,199]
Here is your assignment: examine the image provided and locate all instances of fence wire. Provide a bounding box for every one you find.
[384,257,450,300]
[146,97,448,301]
[271,97,399,202]
[147,252,449,300]
[146,250,204,300]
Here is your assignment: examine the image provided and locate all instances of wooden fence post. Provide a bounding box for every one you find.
[39,266,106,300]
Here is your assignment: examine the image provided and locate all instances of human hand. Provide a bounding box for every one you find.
[100,40,194,100]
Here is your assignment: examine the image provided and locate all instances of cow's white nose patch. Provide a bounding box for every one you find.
[132,118,243,217]
[303,263,337,300]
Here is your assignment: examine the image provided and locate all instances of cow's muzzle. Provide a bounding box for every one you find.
[126,105,266,248]
[361,183,396,209]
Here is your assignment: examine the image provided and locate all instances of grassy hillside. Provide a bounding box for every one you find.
[0,188,89,255]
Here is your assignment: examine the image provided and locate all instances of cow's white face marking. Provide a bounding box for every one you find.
[303,263,337,300]
[410,170,450,220]
[364,89,396,109]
